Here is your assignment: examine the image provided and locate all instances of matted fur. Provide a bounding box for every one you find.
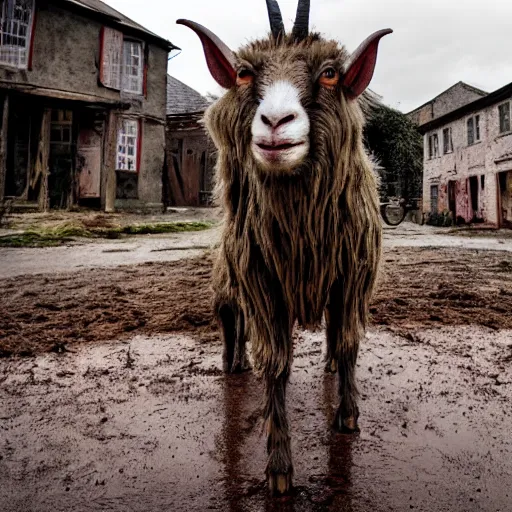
[202,33,383,493]
[208,35,381,373]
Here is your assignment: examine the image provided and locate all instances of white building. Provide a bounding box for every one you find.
[419,82,512,227]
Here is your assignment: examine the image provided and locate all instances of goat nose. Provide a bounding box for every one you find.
[261,113,296,129]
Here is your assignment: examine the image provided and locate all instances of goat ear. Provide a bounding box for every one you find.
[176,19,236,89]
[342,29,392,99]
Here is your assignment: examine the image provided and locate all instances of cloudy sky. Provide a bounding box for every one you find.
[105,0,512,113]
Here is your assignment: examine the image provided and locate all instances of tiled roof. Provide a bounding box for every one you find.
[63,0,178,50]
[167,75,210,116]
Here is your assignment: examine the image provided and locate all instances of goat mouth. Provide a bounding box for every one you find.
[256,141,304,152]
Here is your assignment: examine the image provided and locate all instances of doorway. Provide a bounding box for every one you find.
[48,109,75,208]
[469,176,479,220]
[498,170,512,227]
[448,180,456,219]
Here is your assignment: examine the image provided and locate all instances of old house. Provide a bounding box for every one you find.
[419,82,512,227]
[0,0,177,212]
[164,74,214,207]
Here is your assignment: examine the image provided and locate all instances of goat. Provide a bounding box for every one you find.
[177,0,392,495]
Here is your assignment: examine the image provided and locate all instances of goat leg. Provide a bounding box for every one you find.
[326,279,360,433]
[264,369,293,495]
[218,302,250,373]
[324,301,339,374]
[334,343,360,433]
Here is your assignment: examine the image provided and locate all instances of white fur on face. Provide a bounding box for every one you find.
[251,80,310,171]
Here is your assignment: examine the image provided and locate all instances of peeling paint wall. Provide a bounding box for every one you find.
[423,95,512,226]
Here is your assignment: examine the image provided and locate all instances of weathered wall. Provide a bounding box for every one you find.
[0,3,168,120]
[408,104,433,126]
[164,123,213,206]
[423,94,512,225]
[432,84,486,119]
[138,120,165,206]
[408,83,486,127]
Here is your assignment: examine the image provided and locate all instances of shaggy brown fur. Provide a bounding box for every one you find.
[203,34,382,494]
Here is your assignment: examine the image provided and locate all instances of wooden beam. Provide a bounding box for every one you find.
[37,109,51,212]
[103,110,117,212]
[0,93,9,202]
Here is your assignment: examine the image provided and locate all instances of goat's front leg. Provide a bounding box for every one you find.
[264,366,293,494]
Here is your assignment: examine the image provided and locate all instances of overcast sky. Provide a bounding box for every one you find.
[105,0,512,113]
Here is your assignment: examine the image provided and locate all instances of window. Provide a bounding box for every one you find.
[499,102,510,134]
[428,133,439,159]
[467,114,481,145]
[430,185,439,214]
[480,175,485,190]
[50,110,73,145]
[117,118,139,172]
[122,41,143,94]
[0,0,34,69]
[100,28,145,95]
[443,127,453,154]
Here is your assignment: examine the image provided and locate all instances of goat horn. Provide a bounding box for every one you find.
[292,0,310,41]
[265,0,285,39]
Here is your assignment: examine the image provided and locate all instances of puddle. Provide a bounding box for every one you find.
[1,326,511,511]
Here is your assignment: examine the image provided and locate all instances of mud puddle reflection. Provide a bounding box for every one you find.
[1,327,511,511]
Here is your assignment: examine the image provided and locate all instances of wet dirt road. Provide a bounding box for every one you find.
[1,327,511,512]
[1,223,512,279]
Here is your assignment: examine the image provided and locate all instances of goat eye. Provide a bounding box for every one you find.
[236,68,254,86]
[319,67,339,89]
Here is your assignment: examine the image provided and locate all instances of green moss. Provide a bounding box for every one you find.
[121,221,213,235]
[0,233,62,247]
[0,221,215,247]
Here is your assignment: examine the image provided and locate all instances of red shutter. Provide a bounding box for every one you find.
[142,43,149,97]
[100,26,123,90]
[27,4,37,70]
[137,119,143,173]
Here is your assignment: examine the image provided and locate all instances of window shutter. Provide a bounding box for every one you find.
[143,43,149,97]
[100,26,123,90]
[137,118,143,172]
[28,2,37,70]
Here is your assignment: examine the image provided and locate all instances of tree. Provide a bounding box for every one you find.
[364,104,423,200]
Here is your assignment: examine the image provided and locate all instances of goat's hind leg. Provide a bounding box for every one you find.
[218,302,250,373]
[326,281,360,433]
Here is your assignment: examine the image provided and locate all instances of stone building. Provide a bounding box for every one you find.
[0,0,177,212]
[419,82,512,227]
[164,75,214,207]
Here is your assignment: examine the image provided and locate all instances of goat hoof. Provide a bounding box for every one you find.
[324,358,337,373]
[334,412,360,434]
[229,362,252,374]
[224,359,252,374]
[268,472,293,495]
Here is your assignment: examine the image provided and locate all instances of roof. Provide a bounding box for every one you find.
[167,75,210,116]
[406,81,488,117]
[419,82,512,134]
[61,0,179,51]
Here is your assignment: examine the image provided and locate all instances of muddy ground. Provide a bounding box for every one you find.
[1,246,511,357]
[1,229,512,511]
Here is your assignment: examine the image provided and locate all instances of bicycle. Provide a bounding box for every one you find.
[380,197,422,226]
